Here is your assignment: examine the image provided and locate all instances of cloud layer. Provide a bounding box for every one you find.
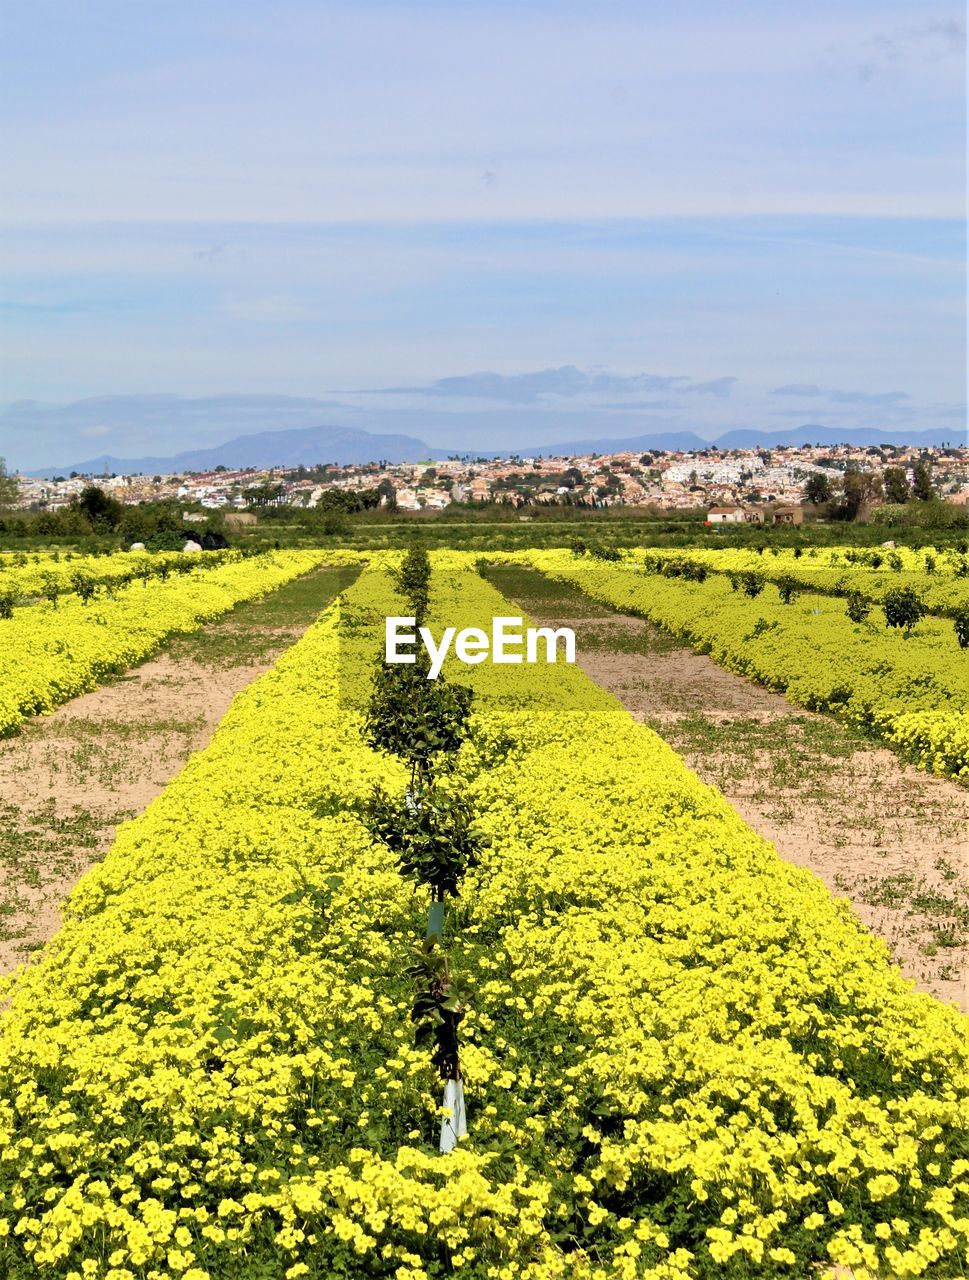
[0,2,964,462]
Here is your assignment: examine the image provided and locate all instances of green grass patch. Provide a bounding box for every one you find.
[161,564,359,669]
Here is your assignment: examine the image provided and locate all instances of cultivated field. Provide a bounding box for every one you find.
[0,544,965,1279]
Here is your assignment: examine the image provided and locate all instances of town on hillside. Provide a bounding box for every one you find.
[10,442,969,518]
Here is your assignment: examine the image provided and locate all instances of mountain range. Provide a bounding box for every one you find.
[31,423,962,477]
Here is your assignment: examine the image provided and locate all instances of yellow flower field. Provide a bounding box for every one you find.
[518,549,969,779]
[627,544,969,617]
[0,550,346,736]
[0,549,232,601]
[0,555,964,1278]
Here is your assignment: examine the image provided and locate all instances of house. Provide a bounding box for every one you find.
[706,506,746,524]
[423,492,451,510]
[770,506,803,525]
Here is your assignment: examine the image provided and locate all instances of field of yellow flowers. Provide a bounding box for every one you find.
[521,549,969,780]
[0,549,341,736]
[0,554,965,1279]
[624,545,969,617]
[0,549,233,602]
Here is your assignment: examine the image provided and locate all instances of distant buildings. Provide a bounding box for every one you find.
[11,443,969,517]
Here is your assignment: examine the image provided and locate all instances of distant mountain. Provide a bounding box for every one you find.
[711,425,962,450]
[27,418,963,478]
[42,424,436,476]
[512,430,710,456]
[516,424,960,457]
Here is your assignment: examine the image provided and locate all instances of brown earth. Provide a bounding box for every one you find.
[486,568,969,1012]
[0,566,352,975]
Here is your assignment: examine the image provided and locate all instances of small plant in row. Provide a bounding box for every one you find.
[361,547,481,1151]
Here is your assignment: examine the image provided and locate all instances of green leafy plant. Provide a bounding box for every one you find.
[40,572,60,610]
[406,937,468,1081]
[364,650,473,788]
[364,782,487,902]
[883,587,926,637]
[846,592,870,624]
[69,571,97,605]
[589,544,622,562]
[775,574,801,605]
[394,544,432,622]
[954,605,969,650]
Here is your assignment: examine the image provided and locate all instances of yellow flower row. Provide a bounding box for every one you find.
[518,549,969,778]
[0,550,344,736]
[630,544,969,617]
[0,554,964,1277]
[0,549,235,601]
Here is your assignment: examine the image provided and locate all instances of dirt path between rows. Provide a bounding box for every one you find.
[485,567,969,1012]
[0,566,353,975]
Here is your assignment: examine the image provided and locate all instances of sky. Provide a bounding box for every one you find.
[0,0,965,469]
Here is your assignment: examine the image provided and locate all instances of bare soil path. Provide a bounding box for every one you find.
[0,565,356,975]
[484,566,969,1011]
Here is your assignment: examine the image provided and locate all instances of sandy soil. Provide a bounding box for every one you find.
[532,609,969,1011]
[0,619,314,975]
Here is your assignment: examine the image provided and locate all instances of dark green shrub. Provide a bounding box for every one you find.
[394,544,432,621]
[954,606,969,650]
[846,592,870,624]
[70,571,97,605]
[364,783,486,902]
[41,572,60,609]
[776,574,801,605]
[883,587,926,636]
[364,651,473,788]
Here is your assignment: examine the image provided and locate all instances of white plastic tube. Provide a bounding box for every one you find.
[439,1079,467,1152]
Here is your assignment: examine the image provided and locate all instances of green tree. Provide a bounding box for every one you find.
[846,592,870,624]
[76,485,123,529]
[394,544,432,623]
[364,650,472,790]
[0,458,19,510]
[364,784,485,902]
[804,472,832,505]
[775,574,801,605]
[883,467,911,504]
[406,938,468,1083]
[912,462,934,501]
[883,587,926,637]
[69,571,98,605]
[839,467,882,521]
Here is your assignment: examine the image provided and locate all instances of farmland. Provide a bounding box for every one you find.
[0,544,966,1278]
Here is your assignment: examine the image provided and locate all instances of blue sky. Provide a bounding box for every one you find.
[0,1,965,467]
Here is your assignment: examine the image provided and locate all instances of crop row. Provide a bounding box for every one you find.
[0,556,964,1277]
[523,549,969,780]
[623,545,969,617]
[0,548,243,610]
[0,550,339,736]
